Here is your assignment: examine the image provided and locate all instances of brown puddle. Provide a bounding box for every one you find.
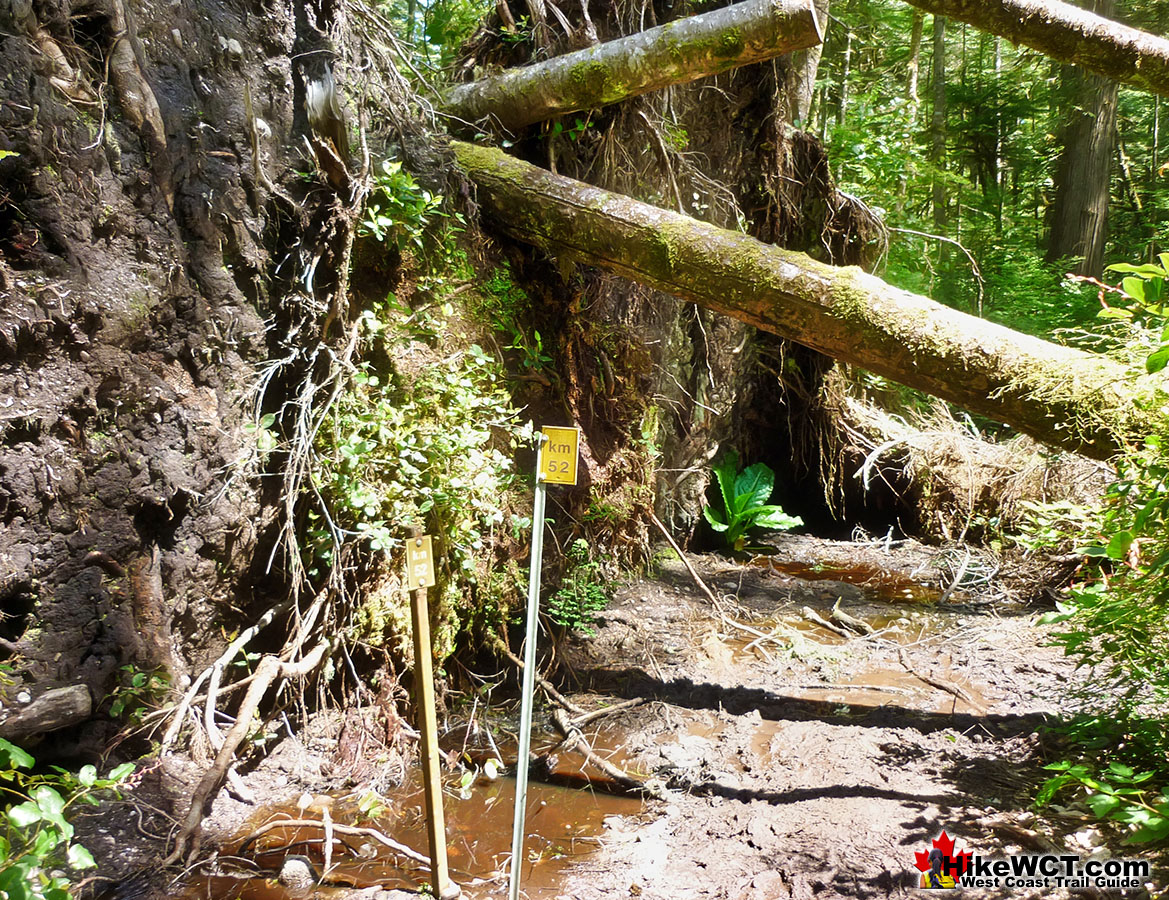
[751,557,941,604]
[175,731,643,900]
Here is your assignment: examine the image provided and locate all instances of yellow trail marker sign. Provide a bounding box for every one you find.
[540,426,580,485]
[406,535,436,590]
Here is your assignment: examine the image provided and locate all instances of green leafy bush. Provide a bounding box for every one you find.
[1035,254,1169,842]
[0,739,134,899]
[703,452,802,550]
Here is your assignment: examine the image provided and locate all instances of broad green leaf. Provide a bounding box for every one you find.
[1108,262,1167,277]
[1085,793,1122,818]
[711,451,740,522]
[1097,306,1134,320]
[702,506,729,532]
[67,844,97,869]
[32,786,65,817]
[1105,530,1134,560]
[8,801,41,828]
[1146,345,1169,374]
[0,739,34,770]
[77,766,97,788]
[733,463,776,513]
[1121,276,1147,304]
[751,507,803,531]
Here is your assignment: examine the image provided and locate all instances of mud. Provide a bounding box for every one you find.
[94,533,1164,900]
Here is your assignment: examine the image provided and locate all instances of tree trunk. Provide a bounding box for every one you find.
[454,140,1157,459]
[931,14,948,233]
[1046,0,1119,278]
[782,0,830,125]
[897,9,925,209]
[443,0,823,132]
[898,0,1169,99]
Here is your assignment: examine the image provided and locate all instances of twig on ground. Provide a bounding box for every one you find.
[491,636,586,716]
[830,598,875,635]
[568,697,645,728]
[236,817,431,867]
[646,510,721,609]
[897,647,985,712]
[549,708,664,799]
[801,606,855,640]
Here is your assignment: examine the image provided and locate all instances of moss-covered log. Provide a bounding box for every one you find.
[444,0,821,132]
[453,140,1164,459]
[900,0,1169,99]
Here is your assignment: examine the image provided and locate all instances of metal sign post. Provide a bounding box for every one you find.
[407,534,461,900]
[509,427,580,900]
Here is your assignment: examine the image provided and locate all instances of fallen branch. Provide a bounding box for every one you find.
[236,817,431,867]
[165,640,331,864]
[897,647,985,712]
[801,606,855,640]
[550,708,664,798]
[829,598,875,635]
[444,0,821,131]
[491,636,586,716]
[647,509,721,609]
[568,697,645,728]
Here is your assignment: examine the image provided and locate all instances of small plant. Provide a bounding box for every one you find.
[703,451,802,550]
[0,738,135,899]
[360,159,445,250]
[1100,253,1169,372]
[107,665,171,724]
[547,539,609,636]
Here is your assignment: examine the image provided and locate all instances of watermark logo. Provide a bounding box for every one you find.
[914,831,971,889]
[913,830,1151,890]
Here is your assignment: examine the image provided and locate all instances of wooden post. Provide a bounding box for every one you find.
[408,534,460,900]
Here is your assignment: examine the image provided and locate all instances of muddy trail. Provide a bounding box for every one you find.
[98,534,1162,900]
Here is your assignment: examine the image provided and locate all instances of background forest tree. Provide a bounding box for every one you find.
[814,0,1168,333]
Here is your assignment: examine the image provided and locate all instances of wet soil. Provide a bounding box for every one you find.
[96,533,1163,899]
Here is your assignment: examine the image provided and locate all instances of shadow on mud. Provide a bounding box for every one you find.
[575,666,1054,736]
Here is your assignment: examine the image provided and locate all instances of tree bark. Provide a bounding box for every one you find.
[443,0,822,132]
[898,0,1169,99]
[930,14,948,233]
[1046,0,1119,278]
[454,140,1158,459]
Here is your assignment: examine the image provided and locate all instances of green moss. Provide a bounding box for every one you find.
[567,59,626,106]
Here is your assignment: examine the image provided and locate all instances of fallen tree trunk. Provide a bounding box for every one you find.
[444,0,821,132]
[899,0,1169,99]
[453,141,1162,459]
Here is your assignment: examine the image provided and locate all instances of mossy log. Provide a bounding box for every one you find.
[453,140,1164,459]
[900,0,1169,99]
[444,0,822,133]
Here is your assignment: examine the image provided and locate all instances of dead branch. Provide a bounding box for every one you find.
[800,606,854,640]
[897,647,985,713]
[549,708,664,798]
[491,635,586,717]
[236,817,431,867]
[165,641,330,865]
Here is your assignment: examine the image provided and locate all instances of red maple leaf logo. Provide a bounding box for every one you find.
[914,830,972,879]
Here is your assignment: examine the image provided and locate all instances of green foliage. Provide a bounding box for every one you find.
[702,451,802,550]
[1032,254,1169,842]
[1038,756,1169,845]
[107,665,170,723]
[0,739,134,899]
[360,160,446,250]
[1103,254,1169,372]
[547,539,609,636]
[310,293,530,653]
[471,263,552,374]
